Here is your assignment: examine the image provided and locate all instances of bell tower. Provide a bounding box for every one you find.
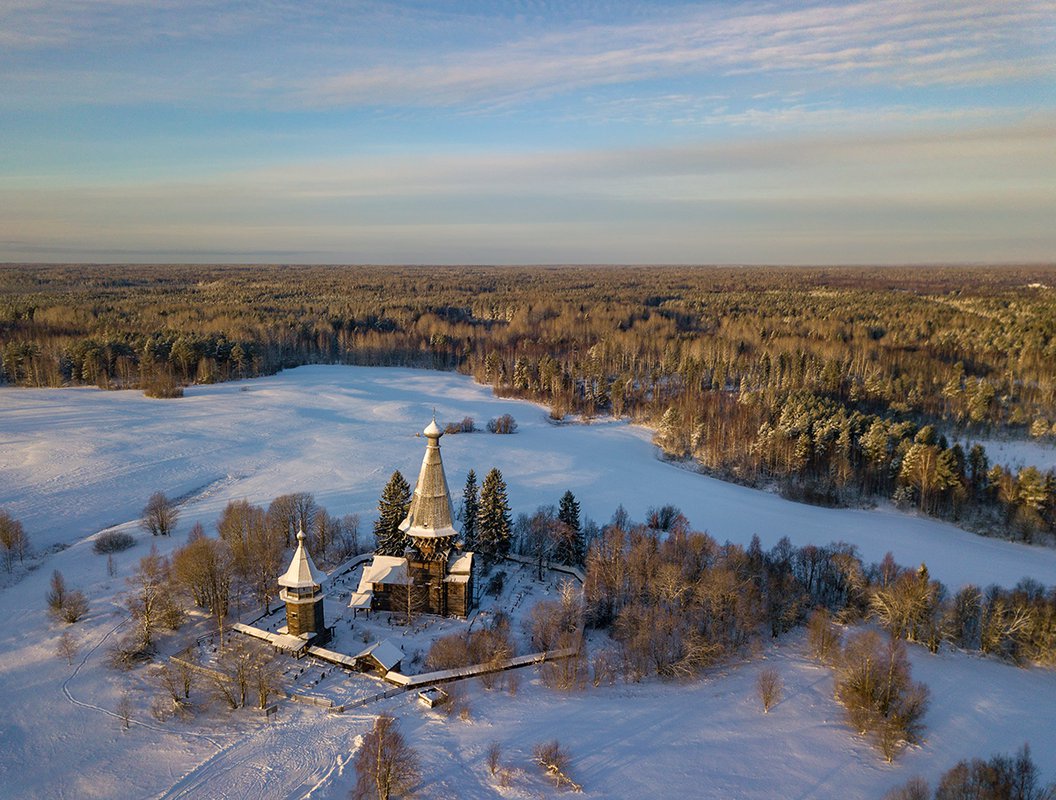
[278,529,329,645]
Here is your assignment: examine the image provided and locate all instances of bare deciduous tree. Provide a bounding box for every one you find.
[46,569,67,618]
[882,776,930,800]
[116,690,133,730]
[56,630,78,666]
[486,741,502,777]
[172,535,232,642]
[46,569,89,623]
[352,715,421,800]
[756,667,782,713]
[807,608,842,664]
[212,641,254,709]
[219,499,282,614]
[336,513,362,560]
[156,663,191,718]
[932,744,1054,800]
[834,631,930,762]
[141,491,179,536]
[252,650,283,710]
[126,547,182,650]
[0,509,29,571]
[61,588,89,623]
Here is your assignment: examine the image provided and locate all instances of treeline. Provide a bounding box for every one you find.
[2,264,1055,536]
[581,506,1056,759]
[583,509,1056,678]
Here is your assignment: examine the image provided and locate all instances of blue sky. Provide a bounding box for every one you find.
[2,0,1054,264]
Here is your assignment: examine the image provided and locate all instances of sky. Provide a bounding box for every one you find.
[1,0,1054,265]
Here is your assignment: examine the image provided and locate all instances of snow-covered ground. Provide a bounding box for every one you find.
[959,435,1056,473]
[3,365,1056,590]
[2,365,1056,800]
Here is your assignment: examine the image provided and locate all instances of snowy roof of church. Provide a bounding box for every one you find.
[398,419,460,540]
[448,551,473,575]
[362,555,411,586]
[277,530,327,589]
[348,590,373,609]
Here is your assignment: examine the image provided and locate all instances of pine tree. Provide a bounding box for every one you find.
[461,470,479,550]
[556,490,584,566]
[477,468,511,559]
[374,471,411,556]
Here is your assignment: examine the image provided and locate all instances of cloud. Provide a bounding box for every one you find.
[292,0,1056,108]
[3,1,1053,112]
[3,116,1053,263]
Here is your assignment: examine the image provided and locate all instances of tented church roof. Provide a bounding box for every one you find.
[398,419,459,540]
[278,530,327,589]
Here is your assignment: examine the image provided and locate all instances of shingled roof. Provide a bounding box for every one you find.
[398,419,459,541]
[278,529,327,589]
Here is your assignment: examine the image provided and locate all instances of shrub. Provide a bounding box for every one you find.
[834,631,929,762]
[486,741,502,776]
[807,608,842,663]
[444,416,476,434]
[533,740,581,791]
[94,530,136,554]
[887,743,1055,800]
[756,667,782,713]
[142,372,184,399]
[881,776,930,800]
[487,414,517,434]
[61,590,90,623]
[485,570,505,597]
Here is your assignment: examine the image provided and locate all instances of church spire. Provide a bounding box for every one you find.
[399,419,459,557]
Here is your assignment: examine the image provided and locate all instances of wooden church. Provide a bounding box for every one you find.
[350,419,475,618]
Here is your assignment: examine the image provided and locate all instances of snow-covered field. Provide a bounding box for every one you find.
[2,365,1056,800]
[4,365,1056,589]
[959,435,1056,473]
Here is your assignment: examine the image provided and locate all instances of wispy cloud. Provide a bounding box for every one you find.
[3,1,1053,112]
[294,0,1056,108]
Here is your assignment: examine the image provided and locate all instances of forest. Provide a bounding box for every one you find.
[2,263,1055,540]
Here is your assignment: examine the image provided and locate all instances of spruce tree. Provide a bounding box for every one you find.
[477,468,511,559]
[374,471,411,556]
[460,470,479,550]
[556,489,584,566]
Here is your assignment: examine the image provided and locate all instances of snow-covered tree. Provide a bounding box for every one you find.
[374,471,411,556]
[899,442,958,514]
[555,490,584,567]
[478,468,511,558]
[460,469,479,550]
